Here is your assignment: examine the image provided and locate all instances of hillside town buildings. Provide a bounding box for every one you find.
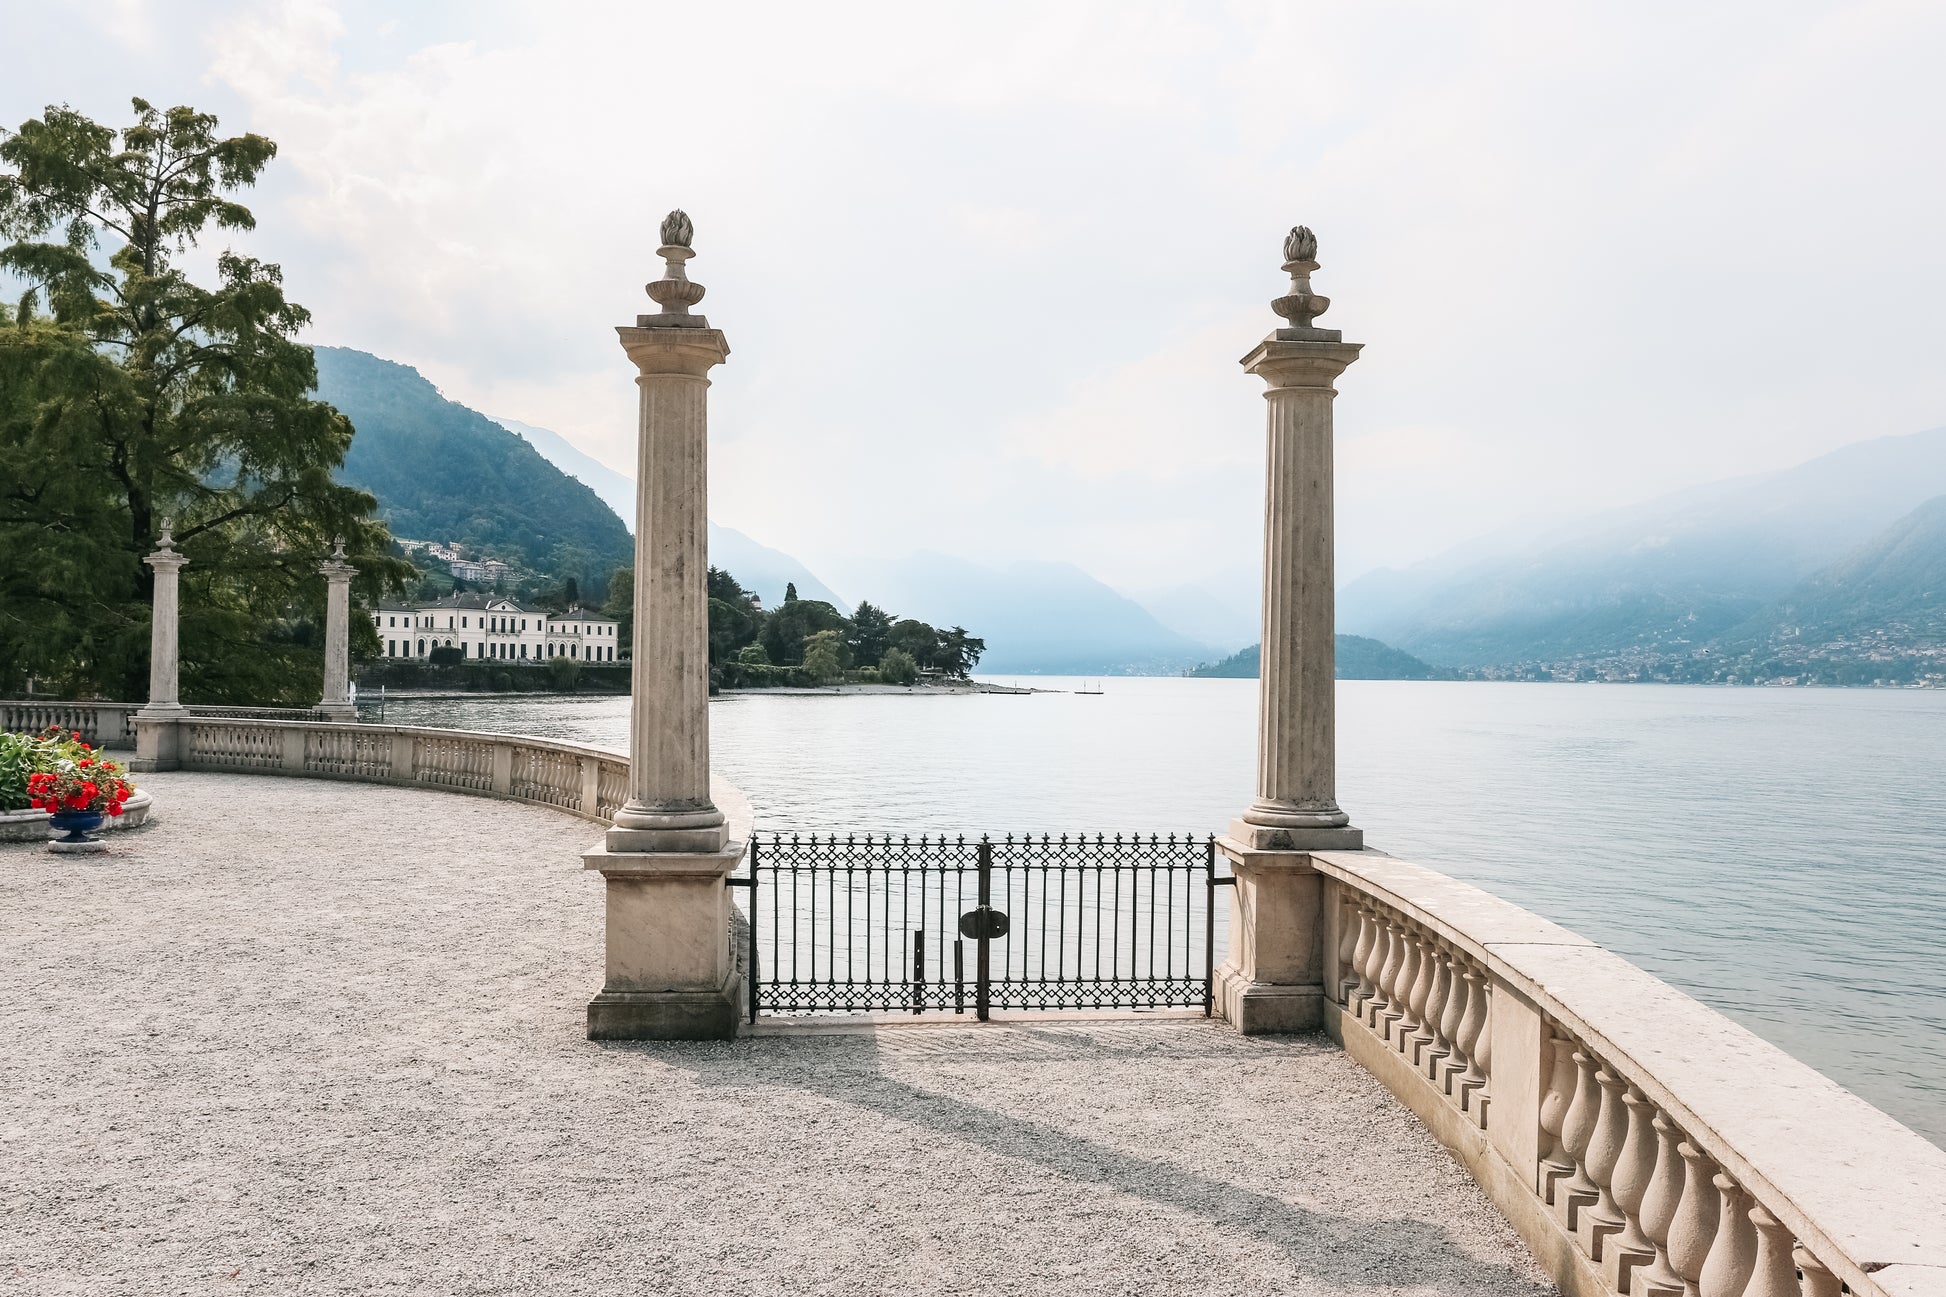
[372,593,620,662]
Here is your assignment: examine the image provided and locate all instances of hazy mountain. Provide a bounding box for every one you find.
[839,554,1216,674]
[1127,582,1259,652]
[492,415,848,611]
[494,416,637,522]
[708,523,849,614]
[1187,637,1451,680]
[314,347,633,581]
[1341,426,1946,666]
[1734,494,1946,645]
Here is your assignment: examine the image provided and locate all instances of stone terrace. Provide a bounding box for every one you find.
[1,772,1553,1295]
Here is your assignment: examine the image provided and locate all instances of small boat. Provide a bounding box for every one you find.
[1075,680,1104,695]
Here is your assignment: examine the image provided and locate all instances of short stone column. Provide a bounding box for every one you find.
[317,536,357,721]
[1215,227,1364,1033]
[132,519,189,772]
[583,210,745,1041]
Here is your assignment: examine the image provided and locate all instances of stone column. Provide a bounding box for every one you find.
[582,209,745,1041]
[317,536,357,720]
[1214,226,1364,1033]
[132,519,189,772]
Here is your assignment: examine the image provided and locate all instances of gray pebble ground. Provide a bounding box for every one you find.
[1,772,1555,1296]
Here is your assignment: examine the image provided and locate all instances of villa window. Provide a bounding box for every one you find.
[519,644,527,659]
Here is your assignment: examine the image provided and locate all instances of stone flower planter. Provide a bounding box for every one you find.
[100,788,154,830]
[0,807,51,843]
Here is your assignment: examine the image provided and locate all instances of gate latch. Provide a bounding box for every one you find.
[958,906,1009,940]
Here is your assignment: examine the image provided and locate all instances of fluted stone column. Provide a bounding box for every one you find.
[1214,226,1363,1033]
[582,210,745,1041]
[317,536,357,721]
[132,519,188,772]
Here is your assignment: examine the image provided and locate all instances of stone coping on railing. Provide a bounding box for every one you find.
[157,714,752,843]
[1310,848,1946,1297]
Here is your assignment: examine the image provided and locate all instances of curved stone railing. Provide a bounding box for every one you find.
[172,715,630,822]
[2,700,335,751]
[1312,850,1946,1297]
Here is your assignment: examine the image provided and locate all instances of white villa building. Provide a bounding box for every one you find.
[372,593,621,663]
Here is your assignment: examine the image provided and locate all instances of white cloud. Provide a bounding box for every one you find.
[14,0,1943,593]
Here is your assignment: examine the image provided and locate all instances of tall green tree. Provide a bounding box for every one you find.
[0,98,406,701]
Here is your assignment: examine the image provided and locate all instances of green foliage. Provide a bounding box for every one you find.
[602,564,632,655]
[877,647,919,685]
[546,654,581,691]
[0,730,31,810]
[314,346,631,590]
[427,645,464,666]
[701,564,983,688]
[0,99,411,702]
[801,629,844,685]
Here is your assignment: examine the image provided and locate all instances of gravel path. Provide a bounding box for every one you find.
[1,772,1554,1296]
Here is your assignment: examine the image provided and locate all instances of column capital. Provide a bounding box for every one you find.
[616,325,730,377]
[1240,337,1363,391]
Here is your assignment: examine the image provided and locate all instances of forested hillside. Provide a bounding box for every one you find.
[316,348,632,588]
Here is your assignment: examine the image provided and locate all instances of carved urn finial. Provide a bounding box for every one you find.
[330,534,347,560]
[643,208,708,326]
[1271,224,1333,336]
[156,517,176,552]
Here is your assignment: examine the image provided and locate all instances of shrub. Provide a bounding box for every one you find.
[0,732,31,811]
[547,656,582,691]
[428,646,464,665]
[802,630,845,686]
[736,644,770,666]
[878,647,919,686]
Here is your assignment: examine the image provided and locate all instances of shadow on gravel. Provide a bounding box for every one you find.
[620,1025,1553,1296]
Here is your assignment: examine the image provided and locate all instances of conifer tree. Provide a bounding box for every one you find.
[0,99,408,700]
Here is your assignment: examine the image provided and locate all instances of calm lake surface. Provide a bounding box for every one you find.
[379,679,1946,1148]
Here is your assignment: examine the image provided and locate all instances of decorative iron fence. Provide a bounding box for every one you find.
[741,832,1222,1021]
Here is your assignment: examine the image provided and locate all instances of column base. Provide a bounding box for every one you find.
[587,985,743,1041]
[1213,959,1325,1033]
[604,824,729,853]
[131,712,186,773]
[316,702,357,721]
[1228,817,1363,852]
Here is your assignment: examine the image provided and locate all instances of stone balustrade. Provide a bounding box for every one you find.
[2,701,335,752]
[166,715,633,823]
[1312,849,1946,1297]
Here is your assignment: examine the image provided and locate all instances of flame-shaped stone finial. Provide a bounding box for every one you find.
[641,208,709,326]
[156,517,176,551]
[1271,223,1334,337]
[331,535,347,560]
[1283,225,1317,265]
[660,209,694,249]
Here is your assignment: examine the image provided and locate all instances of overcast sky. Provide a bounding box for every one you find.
[11,0,1946,603]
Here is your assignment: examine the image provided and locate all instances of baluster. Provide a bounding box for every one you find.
[1558,1048,1603,1230]
[1538,1032,1578,1204]
[1385,924,1421,1047]
[1635,1112,1688,1297]
[1469,989,1492,1126]
[1419,947,1453,1079]
[1403,926,1436,1060]
[1699,1174,1757,1297]
[1454,967,1488,1112]
[1336,897,1361,1004]
[1791,1246,1841,1297]
[1368,916,1401,1029]
[1606,1088,1660,1291]
[1347,903,1377,1011]
[1439,955,1473,1095]
[1668,1142,1721,1297]
[1745,1206,1800,1297]
[1580,1066,1630,1259]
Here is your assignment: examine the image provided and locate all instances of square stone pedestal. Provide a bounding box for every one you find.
[1212,836,1327,1034]
[583,839,747,1041]
[130,710,186,773]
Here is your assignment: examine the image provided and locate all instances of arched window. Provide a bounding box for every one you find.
[417,639,426,656]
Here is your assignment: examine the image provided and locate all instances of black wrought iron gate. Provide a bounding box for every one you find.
[735,833,1221,1021]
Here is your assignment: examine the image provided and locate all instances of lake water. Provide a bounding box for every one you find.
[378,679,1946,1148]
